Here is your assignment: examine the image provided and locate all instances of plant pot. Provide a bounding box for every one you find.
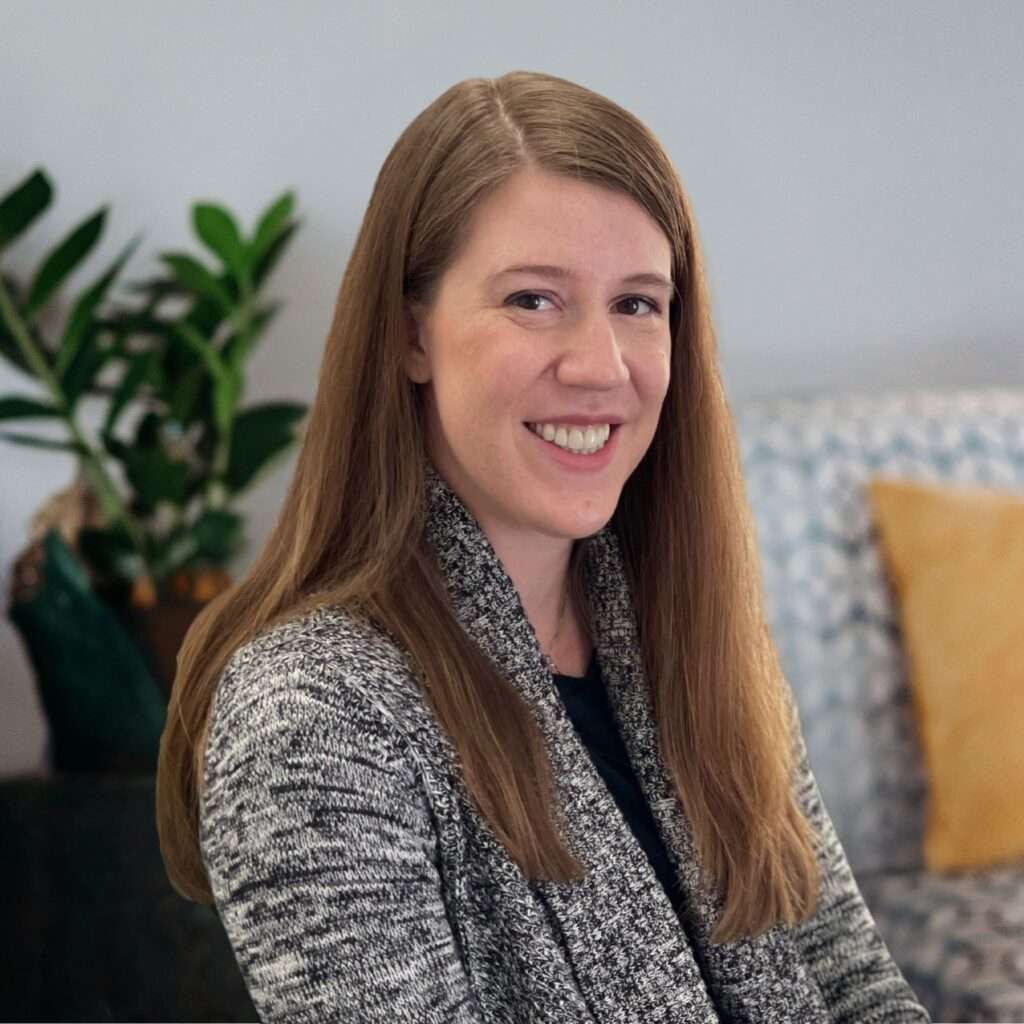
[119,567,231,701]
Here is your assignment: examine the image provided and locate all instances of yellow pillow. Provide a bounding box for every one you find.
[866,475,1024,872]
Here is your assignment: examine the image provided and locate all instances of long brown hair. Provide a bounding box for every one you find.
[156,70,819,944]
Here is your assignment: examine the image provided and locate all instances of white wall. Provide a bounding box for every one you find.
[1,0,1021,777]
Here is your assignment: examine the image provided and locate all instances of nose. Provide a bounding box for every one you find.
[554,311,630,389]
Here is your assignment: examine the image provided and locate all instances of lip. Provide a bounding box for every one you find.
[525,415,625,426]
[524,421,620,472]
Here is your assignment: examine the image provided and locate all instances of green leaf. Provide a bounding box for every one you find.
[122,446,190,511]
[0,395,63,421]
[0,275,37,379]
[165,293,230,351]
[0,169,53,251]
[171,321,238,433]
[57,234,142,379]
[168,363,205,425]
[192,203,248,284]
[135,410,161,448]
[226,401,306,494]
[249,191,294,268]
[182,470,207,502]
[78,524,143,582]
[107,323,130,358]
[221,301,281,376]
[103,349,158,436]
[100,431,131,462]
[150,526,201,577]
[25,206,107,316]
[193,417,217,462]
[100,308,173,340]
[159,251,234,314]
[190,507,244,563]
[252,218,299,288]
[124,276,192,301]
[173,320,225,381]
[0,430,82,453]
[222,325,251,379]
[212,370,241,437]
[61,328,117,410]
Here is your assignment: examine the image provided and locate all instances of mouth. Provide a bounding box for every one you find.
[522,421,621,465]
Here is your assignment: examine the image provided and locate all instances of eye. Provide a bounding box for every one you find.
[505,292,662,316]
[615,296,661,317]
[506,292,557,312]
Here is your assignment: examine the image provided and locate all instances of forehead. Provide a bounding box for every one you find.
[454,169,672,280]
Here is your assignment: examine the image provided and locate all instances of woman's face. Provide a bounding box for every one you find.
[404,167,673,555]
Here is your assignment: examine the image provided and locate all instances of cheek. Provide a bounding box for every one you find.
[637,346,672,402]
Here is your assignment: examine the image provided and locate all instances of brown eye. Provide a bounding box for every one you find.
[617,296,660,316]
[506,292,555,312]
[505,292,661,316]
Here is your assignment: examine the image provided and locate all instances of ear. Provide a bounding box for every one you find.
[403,303,432,384]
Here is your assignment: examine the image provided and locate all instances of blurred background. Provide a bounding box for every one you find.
[1,2,1021,1021]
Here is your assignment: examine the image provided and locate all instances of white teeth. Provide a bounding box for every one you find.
[527,422,613,455]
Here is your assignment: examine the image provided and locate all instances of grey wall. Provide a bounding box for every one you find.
[1,0,1021,777]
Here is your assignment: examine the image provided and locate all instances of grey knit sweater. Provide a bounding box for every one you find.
[200,464,932,1023]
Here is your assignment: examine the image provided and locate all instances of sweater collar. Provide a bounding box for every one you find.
[421,461,813,1021]
[422,459,616,681]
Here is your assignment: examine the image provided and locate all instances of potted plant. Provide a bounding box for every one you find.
[0,167,307,774]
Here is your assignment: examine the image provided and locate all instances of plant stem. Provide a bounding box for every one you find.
[0,275,151,565]
[205,278,254,510]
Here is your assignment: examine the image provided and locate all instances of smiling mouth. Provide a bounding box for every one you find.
[523,421,620,454]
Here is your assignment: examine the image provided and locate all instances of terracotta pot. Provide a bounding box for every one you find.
[122,568,232,700]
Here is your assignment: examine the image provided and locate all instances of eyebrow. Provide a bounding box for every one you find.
[488,263,675,295]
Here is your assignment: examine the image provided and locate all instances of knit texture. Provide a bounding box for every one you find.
[200,463,933,1023]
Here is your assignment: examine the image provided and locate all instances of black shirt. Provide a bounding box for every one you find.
[552,648,685,920]
[553,651,733,1020]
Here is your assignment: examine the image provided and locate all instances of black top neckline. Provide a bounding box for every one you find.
[552,647,599,684]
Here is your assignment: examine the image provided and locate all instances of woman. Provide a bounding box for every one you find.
[156,71,931,1023]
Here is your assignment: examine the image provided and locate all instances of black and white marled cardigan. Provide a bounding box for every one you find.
[200,464,931,1023]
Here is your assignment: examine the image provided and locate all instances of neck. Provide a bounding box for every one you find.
[479,534,576,660]
[422,463,579,664]
[525,555,575,659]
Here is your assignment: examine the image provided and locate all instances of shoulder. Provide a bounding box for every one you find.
[213,602,418,728]
[197,605,462,977]
[203,603,430,800]
[222,600,413,683]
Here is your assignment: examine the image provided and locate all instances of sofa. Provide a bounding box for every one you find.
[735,386,1024,1024]
[0,773,258,1021]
